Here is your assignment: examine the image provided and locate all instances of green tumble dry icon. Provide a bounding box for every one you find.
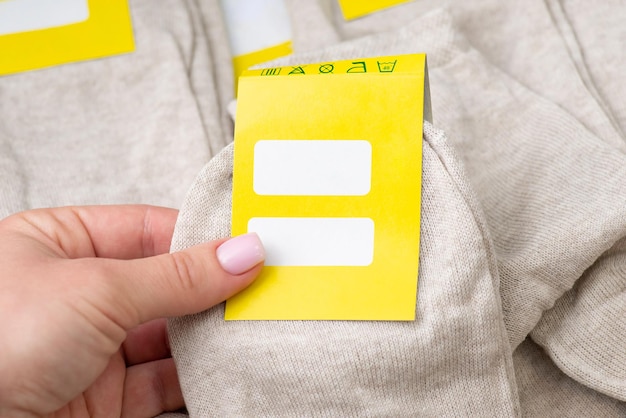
[377,60,397,73]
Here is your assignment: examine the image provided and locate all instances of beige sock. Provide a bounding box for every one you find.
[559,0,626,137]
[514,339,626,417]
[322,0,625,149]
[531,236,626,400]
[168,122,519,416]
[168,6,626,414]
[0,0,227,217]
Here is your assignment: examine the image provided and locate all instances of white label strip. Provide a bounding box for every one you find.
[248,217,374,266]
[0,0,89,36]
[253,140,372,196]
[220,0,291,56]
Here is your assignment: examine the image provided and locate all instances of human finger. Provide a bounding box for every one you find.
[7,205,179,260]
[121,358,183,418]
[93,233,265,328]
[123,319,170,367]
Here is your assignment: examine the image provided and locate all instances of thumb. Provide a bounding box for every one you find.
[101,233,265,327]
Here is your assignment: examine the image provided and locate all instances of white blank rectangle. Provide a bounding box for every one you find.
[253,140,371,196]
[248,217,374,266]
[220,0,291,56]
[0,0,89,36]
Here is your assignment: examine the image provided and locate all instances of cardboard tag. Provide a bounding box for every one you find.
[337,0,414,20]
[0,0,134,76]
[220,0,292,94]
[227,54,429,321]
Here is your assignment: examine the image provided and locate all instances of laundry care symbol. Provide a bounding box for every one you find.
[377,60,397,73]
[261,67,281,76]
[288,66,305,74]
[347,61,367,73]
[259,57,400,78]
[319,63,334,74]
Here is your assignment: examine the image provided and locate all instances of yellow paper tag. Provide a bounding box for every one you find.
[227,54,429,321]
[337,0,413,20]
[231,40,292,95]
[0,0,134,76]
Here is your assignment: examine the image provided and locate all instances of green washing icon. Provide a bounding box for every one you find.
[377,60,397,73]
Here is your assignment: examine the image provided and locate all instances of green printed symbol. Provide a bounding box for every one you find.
[261,68,281,76]
[319,63,334,74]
[377,60,397,73]
[288,66,305,75]
[347,61,367,73]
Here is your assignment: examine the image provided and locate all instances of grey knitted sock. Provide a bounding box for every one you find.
[167,4,626,415]
[514,339,626,417]
[0,0,228,217]
[168,122,519,416]
[322,0,625,148]
[559,0,626,137]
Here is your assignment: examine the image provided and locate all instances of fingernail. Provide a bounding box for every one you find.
[216,233,266,275]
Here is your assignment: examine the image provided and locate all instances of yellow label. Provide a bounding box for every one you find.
[227,54,428,321]
[337,0,413,20]
[232,41,293,95]
[0,0,134,76]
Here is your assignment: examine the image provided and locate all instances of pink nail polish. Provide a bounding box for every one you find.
[216,233,266,275]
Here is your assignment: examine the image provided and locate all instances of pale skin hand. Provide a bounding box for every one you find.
[0,205,264,417]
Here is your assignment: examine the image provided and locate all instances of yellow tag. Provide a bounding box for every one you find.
[0,0,134,76]
[227,54,429,321]
[337,0,414,20]
[231,41,292,95]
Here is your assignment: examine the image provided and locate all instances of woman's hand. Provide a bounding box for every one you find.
[0,205,265,417]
